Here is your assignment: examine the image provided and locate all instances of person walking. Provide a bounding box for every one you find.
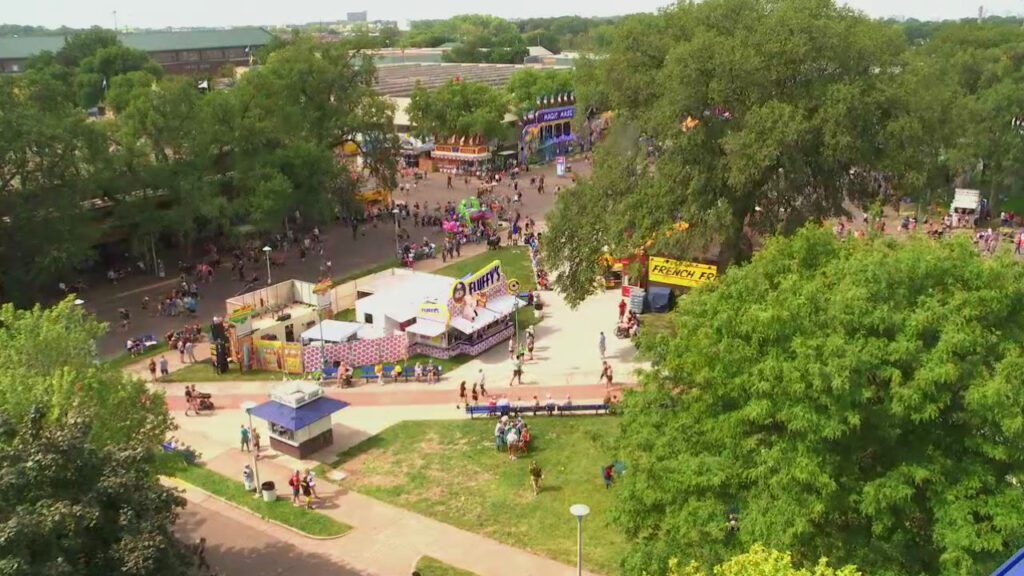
[288,470,301,504]
[185,340,197,363]
[158,356,170,377]
[458,381,467,409]
[252,427,261,458]
[529,460,543,495]
[239,424,251,452]
[147,358,157,381]
[509,354,524,387]
[618,299,627,322]
[600,361,614,387]
[598,331,607,359]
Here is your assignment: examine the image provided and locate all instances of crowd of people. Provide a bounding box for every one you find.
[494,413,532,460]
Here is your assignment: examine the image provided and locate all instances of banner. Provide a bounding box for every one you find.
[282,343,304,374]
[418,300,449,323]
[648,257,717,288]
[255,341,283,371]
[229,305,254,337]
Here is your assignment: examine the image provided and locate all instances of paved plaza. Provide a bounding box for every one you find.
[120,156,642,576]
[84,160,590,358]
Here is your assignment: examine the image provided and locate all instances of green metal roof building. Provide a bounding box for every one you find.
[0,27,275,74]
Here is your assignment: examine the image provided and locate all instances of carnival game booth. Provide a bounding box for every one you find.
[249,381,348,459]
[225,279,334,373]
[404,259,527,360]
[520,93,576,164]
[431,137,491,175]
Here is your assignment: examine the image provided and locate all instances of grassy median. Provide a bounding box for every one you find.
[328,418,625,574]
[158,452,350,538]
[414,556,478,576]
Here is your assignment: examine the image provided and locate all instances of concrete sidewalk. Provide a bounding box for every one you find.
[199,448,600,576]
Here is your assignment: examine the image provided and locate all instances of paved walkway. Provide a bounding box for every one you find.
[87,160,589,358]
[192,448,600,576]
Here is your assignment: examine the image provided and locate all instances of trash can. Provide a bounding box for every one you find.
[261,480,277,502]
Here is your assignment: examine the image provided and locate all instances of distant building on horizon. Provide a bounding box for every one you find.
[347,11,368,23]
[0,27,275,75]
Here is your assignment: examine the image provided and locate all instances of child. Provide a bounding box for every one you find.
[603,464,615,489]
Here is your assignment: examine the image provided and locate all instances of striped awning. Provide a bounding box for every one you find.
[431,151,490,161]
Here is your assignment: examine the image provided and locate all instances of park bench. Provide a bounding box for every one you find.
[161,442,199,465]
[465,403,610,419]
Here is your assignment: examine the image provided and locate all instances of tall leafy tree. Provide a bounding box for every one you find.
[0,74,102,304]
[0,412,194,576]
[547,0,906,304]
[616,227,1024,576]
[408,80,510,142]
[0,298,172,447]
[506,68,575,114]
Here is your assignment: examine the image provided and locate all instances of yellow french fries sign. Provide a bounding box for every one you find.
[648,257,717,288]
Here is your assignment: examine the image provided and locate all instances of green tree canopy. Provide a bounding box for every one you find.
[0,75,104,304]
[407,80,510,142]
[616,227,1024,576]
[672,544,860,576]
[0,413,194,576]
[547,0,909,304]
[0,299,172,447]
[506,68,575,114]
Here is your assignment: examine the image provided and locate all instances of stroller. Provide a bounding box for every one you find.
[195,391,214,412]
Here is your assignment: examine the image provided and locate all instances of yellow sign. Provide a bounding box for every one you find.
[452,260,504,304]
[282,343,304,374]
[418,300,450,323]
[648,257,717,288]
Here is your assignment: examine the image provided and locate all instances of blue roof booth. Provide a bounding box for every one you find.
[249,381,349,459]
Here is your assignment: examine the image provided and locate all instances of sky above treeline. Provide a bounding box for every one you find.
[2,0,1015,30]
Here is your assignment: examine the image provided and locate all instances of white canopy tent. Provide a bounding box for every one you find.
[952,188,981,212]
[299,320,362,344]
[484,294,526,316]
[450,308,501,334]
[406,319,447,337]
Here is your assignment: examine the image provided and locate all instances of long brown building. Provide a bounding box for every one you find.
[0,28,275,74]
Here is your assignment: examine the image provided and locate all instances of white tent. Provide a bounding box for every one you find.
[952,188,981,212]
[406,319,447,337]
[485,294,526,316]
[299,320,362,344]
[450,308,501,334]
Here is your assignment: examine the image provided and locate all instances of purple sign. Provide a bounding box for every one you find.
[533,106,575,125]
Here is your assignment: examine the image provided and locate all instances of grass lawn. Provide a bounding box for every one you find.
[330,418,626,574]
[157,452,350,538]
[640,312,677,338]
[158,360,284,383]
[104,343,169,370]
[437,247,537,292]
[333,259,400,285]
[414,556,478,576]
[333,308,356,321]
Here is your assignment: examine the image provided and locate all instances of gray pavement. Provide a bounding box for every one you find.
[81,160,589,358]
[174,489,369,576]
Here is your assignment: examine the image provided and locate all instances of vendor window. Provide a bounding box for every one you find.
[364,313,374,324]
[284,325,295,342]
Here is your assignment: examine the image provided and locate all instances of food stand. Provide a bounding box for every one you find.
[431,139,490,174]
[249,381,348,459]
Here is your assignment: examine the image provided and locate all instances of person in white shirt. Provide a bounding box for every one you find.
[506,426,519,460]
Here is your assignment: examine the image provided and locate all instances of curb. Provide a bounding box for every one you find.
[162,476,351,541]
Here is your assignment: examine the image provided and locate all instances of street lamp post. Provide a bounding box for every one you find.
[392,208,401,258]
[570,504,590,576]
[262,246,272,285]
[241,401,261,499]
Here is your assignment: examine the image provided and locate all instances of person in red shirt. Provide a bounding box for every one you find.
[618,299,627,322]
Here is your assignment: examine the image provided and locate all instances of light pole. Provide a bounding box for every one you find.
[392,208,401,257]
[240,401,261,499]
[262,245,272,285]
[570,504,590,576]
